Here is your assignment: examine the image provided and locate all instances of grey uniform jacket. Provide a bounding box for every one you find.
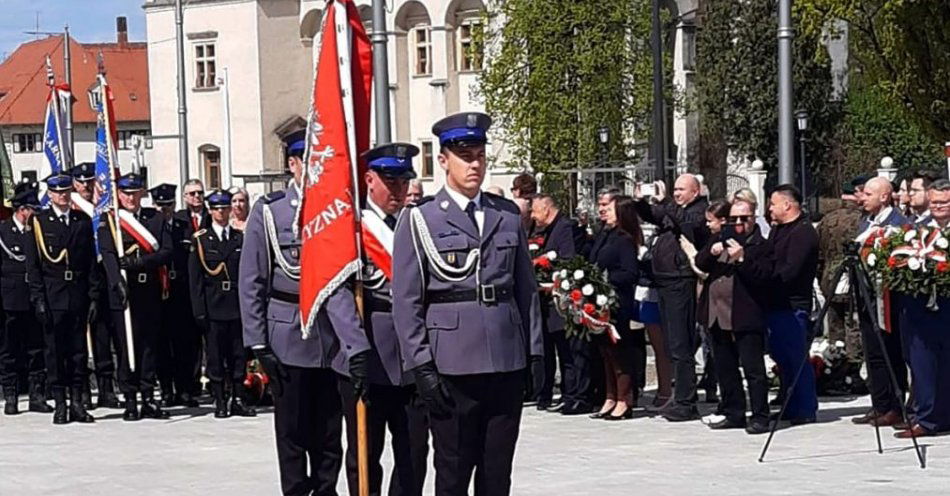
[239,185,370,369]
[391,188,543,376]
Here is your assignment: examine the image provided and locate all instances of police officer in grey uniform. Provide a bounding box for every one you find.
[336,143,429,496]
[239,132,371,496]
[0,181,51,415]
[391,112,544,495]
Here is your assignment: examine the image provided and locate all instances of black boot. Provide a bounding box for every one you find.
[229,384,256,418]
[69,386,95,423]
[52,388,68,425]
[3,391,17,415]
[161,388,177,408]
[28,378,53,413]
[178,390,200,408]
[212,383,229,419]
[140,391,170,420]
[123,394,140,421]
[96,377,120,409]
[81,381,94,411]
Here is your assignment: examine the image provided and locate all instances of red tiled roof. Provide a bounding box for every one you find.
[0,36,149,125]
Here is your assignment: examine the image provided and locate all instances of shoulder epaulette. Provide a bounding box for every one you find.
[262,191,286,204]
[409,195,434,208]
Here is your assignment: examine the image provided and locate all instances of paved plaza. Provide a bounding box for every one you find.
[1,392,947,496]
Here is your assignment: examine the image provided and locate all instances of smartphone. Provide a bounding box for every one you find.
[640,183,656,198]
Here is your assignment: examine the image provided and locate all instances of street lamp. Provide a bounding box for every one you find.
[795,109,808,209]
[597,126,610,167]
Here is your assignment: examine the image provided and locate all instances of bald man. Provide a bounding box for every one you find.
[635,173,709,422]
[851,176,909,427]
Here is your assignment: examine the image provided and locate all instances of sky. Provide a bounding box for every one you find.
[0,0,147,61]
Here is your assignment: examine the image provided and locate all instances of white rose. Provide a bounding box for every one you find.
[937,237,949,249]
[908,257,921,271]
[560,280,570,290]
[546,251,557,261]
[596,294,608,306]
[528,243,540,251]
[582,284,594,296]
[866,253,877,267]
[574,270,585,280]
[559,269,568,279]
[904,230,917,242]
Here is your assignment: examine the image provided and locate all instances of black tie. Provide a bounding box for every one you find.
[464,202,478,233]
[384,215,396,230]
[59,214,67,225]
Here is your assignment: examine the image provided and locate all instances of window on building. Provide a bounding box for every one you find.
[457,20,483,72]
[12,133,41,153]
[118,130,153,150]
[21,170,37,184]
[412,26,432,76]
[421,141,434,178]
[202,147,222,189]
[194,43,217,89]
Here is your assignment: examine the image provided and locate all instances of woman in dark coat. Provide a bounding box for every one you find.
[694,199,771,433]
[587,195,644,420]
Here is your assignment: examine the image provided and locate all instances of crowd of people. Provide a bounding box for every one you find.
[512,166,950,439]
[2,106,949,496]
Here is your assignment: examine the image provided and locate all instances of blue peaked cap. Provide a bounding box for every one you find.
[432,112,492,148]
[207,189,233,208]
[44,173,74,192]
[117,172,145,191]
[362,142,419,179]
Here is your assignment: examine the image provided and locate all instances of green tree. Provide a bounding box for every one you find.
[798,0,950,139]
[477,0,654,174]
[694,0,838,193]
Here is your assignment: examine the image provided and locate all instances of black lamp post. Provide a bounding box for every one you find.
[795,109,808,208]
[597,126,610,168]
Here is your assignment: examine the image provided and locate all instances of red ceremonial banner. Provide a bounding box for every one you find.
[298,0,372,337]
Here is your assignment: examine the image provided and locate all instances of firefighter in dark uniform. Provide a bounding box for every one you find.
[0,181,52,415]
[97,173,173,421]
[189,189,255,418]
[336,143,430,496]
[27,173,99,424]
[151,183,201,408]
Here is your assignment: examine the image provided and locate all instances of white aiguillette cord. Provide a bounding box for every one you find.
[263,203,300,281]
[409,207,480,284]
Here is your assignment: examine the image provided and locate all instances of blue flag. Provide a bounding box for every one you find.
[41,94,69,206]
[93,102,112,256]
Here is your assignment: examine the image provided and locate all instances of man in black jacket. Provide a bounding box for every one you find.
[695,200,770,434]
[530,195,582,413]
[635,174,709,421]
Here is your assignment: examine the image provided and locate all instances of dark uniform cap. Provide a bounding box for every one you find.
[12,179,40,208]
[149,183,177,206]
[361,142,418,180]
[69,162,96,182]
[285,130,306,158]
[842,175,869,195]
[207,189,233,209]
[431,112,492,148]
[44,172,74,192]
[117,172,145,192]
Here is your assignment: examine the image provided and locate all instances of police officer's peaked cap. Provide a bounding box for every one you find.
[431,112,492,148]
[116,172,145,192]
[12,179,40,208]
[69,162,96,182]
[207,189,233,209]
[149,183,178,206]
[285,130,307,158]
[362,142,419,180]
[44,172,74,192]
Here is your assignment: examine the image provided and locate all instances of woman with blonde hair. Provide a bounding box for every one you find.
[228,187,250,231]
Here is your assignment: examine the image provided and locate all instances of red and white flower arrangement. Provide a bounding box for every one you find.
[550,256,620,341]
[861,225,950,309]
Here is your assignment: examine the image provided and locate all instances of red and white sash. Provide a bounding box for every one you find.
[115,209,170,298]
[361,209,393,281]
[71,193,95,217]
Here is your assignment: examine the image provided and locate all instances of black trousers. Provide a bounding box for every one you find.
[709,326,769,424]
[90,305,119,380]
[158,298,202,396]
[432,371,523,496]
[206,319,244,386]
[113,303,161,396]
[338,378,429,496]
[859,308,907,414]
[273,365,343,496]
[568,335,593,409]
[0,311,45,395]
[539,330,574,404]
[43,309,87,390]
[658,278,699,408]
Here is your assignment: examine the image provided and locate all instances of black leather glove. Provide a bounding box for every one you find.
[412,362,451,418]
[254,348,284,397]
[527,355,545,400]
[349,350,370,403]
[120,254,144,272]
[116,279,129,310]
[34,301,49,327]
[87,300,98,326]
